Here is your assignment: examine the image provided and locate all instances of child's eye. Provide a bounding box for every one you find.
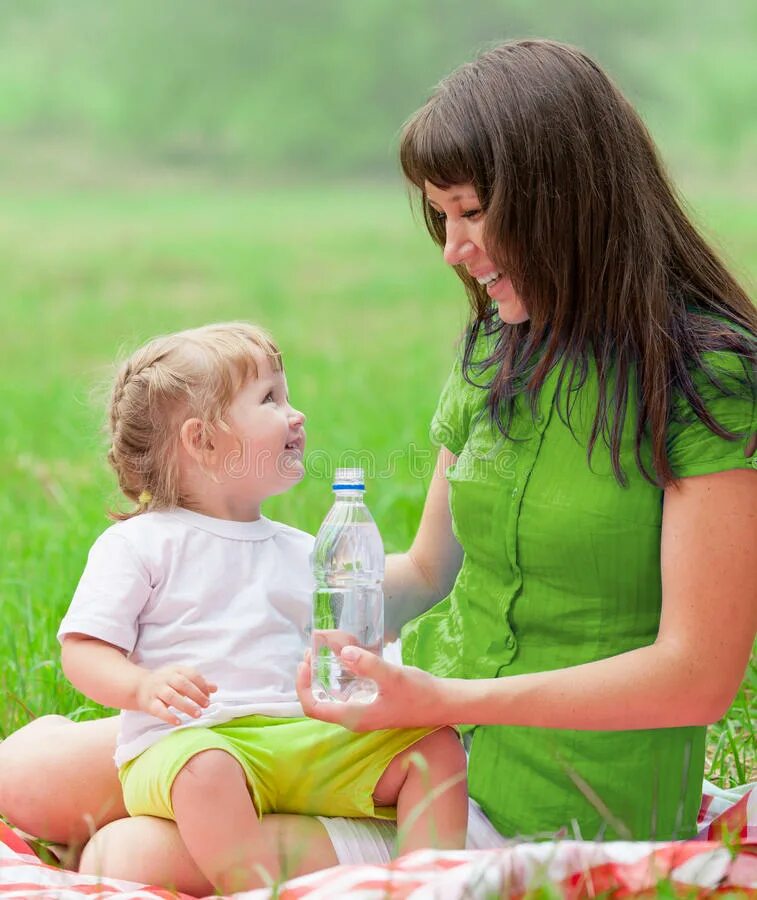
[263,391,275,403]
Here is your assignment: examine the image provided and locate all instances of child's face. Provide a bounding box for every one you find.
[219,356,306,501]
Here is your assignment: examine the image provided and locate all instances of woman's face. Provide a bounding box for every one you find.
[424,181,529,325]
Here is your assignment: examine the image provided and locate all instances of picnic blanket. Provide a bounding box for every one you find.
[1,781,754,898]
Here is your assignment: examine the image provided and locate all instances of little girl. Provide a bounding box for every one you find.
[58,322,468,894]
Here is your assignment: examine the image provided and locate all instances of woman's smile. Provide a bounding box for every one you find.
[424,180,529,324]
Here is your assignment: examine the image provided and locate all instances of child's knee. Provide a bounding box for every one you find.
[374,728,466,805]
[171,749,245,804]
[413,727,467,774]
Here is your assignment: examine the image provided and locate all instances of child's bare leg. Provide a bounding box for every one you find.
[171,749,279,894]
[0,715,125,846]
[80,812,339,895]
[373,727,468,856]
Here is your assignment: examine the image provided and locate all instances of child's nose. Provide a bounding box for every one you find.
[290,407,306,427]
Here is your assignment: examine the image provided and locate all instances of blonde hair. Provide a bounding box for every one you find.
[107,322,282,520]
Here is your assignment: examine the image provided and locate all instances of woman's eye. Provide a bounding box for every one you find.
[429,208,481,222]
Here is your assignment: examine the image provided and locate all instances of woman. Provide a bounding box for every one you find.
[1,39,755,893]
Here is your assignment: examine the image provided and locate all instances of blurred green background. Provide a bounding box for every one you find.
[0,0,755,183]
[0,1,754,786]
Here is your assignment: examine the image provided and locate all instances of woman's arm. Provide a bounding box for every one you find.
[384,446,464,641]
[299,468,757,731]
[61,635,217,725]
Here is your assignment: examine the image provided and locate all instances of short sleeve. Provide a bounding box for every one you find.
[430,332,496,456]
[429,354,471,456]
[58,529,152,653]
[667,351,756,478]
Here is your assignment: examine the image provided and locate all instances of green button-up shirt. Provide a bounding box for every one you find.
[402,332,756,840]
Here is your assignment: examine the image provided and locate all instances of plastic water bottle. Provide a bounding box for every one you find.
[311,467,384,703]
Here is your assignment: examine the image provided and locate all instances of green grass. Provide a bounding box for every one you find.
[0,184,754,800]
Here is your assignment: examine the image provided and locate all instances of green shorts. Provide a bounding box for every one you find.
[119,715,436,822]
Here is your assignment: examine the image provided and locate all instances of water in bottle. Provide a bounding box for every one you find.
[311,467,384,703]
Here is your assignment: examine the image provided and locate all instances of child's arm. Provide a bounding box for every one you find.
[61,634,217,726]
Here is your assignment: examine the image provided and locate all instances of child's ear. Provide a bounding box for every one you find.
[180,418,216,463]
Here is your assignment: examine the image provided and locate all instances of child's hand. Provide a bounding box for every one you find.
[136,666,218,725]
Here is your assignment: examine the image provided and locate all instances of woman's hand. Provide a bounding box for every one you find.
[296,647,452,731]
[311,628,360,656]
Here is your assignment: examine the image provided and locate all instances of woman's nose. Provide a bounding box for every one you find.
[443,223,475,267]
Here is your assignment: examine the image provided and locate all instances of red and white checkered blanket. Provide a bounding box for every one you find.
[1,782,754,898]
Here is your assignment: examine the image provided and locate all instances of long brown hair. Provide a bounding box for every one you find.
[400,39,756,486]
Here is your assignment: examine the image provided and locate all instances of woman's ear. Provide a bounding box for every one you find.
[179,418,216,464]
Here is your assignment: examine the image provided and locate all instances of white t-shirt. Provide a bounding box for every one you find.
[58,508,315,767]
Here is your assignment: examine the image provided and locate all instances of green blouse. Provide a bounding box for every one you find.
[402,331,756,841]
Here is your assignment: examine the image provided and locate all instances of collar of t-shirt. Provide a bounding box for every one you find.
[167,507,279,541]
